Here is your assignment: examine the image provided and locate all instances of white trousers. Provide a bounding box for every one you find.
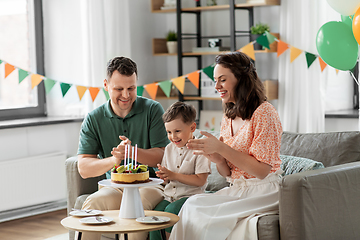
[169,171,282,240]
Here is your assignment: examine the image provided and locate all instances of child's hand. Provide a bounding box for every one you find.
[155,164,175,182]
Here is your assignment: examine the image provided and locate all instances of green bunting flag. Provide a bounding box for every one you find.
[0,60,3,65]
[158,80,172,97]
[305,52,317,68]
[18,69,29,83]
[265,31,276,44]
[103,88,110,100]
[44,78,56,94]
[137,85,144,96]
[202,65,215,81]
[256,35,270,49]
[60,82,71,97]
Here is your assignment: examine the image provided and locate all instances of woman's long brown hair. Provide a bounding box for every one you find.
[215,52,266,120]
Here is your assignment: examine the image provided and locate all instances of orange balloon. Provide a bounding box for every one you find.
[352,7,360,44]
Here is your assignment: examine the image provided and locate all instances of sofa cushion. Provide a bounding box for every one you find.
[280,155,324,176]
[280,131,360,167]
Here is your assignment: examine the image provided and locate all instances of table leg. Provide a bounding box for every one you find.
[160,229,166,240]
[124,233,128,240]
[77,232,82,240]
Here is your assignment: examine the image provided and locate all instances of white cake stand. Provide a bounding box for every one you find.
[98,178,164,219]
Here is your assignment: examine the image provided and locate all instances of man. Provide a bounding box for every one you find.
[77,56,170,240]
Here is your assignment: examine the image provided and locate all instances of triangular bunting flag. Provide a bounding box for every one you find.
[0,60,3,65]
[144,83,158,100]
[305,52,317,68]
[186,71,200,89]
[4,63,15,78]
[137,85,144,96]
[202,65,215,81]
[318,57,327,72]
[89,87,100,102]
[239,43,255,61]
[256,35,270,49]
[44,78,56,94]
[158,80,172,97]
[103,88,110,100]
[172,76,185,94]
[76,86,88,100]
[31,74,43,89]
[290,46,303,63]
[265,31,276,44]
[277,40,289,57]
[18,69,29,83]
[60,82,72,97]
[335,69,339,74]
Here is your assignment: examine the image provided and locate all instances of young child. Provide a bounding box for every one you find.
[150,101,211,240]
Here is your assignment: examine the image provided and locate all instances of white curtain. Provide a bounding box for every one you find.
[43,0,131,116]
[277,0,353,133]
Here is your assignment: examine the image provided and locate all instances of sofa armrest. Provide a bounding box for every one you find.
[65,156,106,214]
[279,161,360,240]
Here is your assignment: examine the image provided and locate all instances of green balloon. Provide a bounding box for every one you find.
[341,15,353,30]
[316,21,358,71]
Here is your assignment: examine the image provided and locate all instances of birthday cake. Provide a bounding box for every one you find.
[111,164,150,184]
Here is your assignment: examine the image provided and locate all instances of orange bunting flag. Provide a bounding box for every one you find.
[76,86,88,100]
[335,69,339,74]
[238,43,255,61]
[290,46,302,63]
[172,76,185,94]
[31,74,43,89]
[4,63,15,78]
[144,83,158,100]
[89,87,100,102]
[318,57,327,72]
[186,71,200,89]
[277,40,289,57]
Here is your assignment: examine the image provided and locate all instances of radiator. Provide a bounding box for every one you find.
[0,152,67,215]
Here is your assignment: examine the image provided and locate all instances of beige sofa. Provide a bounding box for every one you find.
[65,130,360,240]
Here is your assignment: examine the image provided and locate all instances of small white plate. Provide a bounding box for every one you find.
[70,210,102,217]
[79,216,113,224]
[136,216,171,224]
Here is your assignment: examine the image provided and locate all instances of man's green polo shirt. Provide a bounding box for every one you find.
[78,96,170,178]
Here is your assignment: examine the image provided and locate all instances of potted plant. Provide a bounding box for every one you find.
[166,30,177,54]
[250,23,270,50]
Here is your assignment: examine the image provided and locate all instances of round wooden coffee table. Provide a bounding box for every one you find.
[61,210,179,240]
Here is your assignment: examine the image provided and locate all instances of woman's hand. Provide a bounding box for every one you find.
[186,131,224,155]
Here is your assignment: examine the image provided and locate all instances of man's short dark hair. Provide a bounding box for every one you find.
[162,101,197,124]
[106,56,138,80]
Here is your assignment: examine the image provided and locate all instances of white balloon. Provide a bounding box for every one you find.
[327,0,360,15]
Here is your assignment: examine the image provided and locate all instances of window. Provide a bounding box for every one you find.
[0,0,45,121]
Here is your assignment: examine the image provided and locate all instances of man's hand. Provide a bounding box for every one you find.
[110,136,132,166]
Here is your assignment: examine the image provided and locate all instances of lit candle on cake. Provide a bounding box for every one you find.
[132,146,134,169]
[135,144,137,167]
[127,144,130,170]
[124,143,127,167]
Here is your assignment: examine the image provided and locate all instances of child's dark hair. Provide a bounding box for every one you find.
[162,101,196,124]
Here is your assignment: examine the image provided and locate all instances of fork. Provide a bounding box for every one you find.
[72,208,93,213]
[151,216,160,221]
[95,217,106,222]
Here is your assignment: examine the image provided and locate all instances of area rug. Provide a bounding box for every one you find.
[44,233,68,240]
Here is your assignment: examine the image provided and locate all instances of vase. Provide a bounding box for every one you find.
[250,34,263,50]
[166,41,177,54]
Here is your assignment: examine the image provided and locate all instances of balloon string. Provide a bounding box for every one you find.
[350,71,360,86]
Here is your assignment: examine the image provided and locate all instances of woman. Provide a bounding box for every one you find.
[169,52,283,240]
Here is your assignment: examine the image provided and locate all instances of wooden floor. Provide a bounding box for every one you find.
[0,209,68,240]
